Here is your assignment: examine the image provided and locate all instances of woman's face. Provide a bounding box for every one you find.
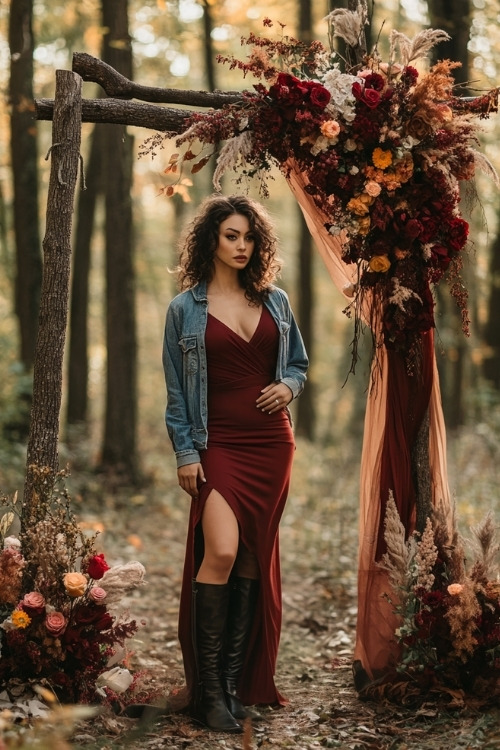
[213,213,255,273]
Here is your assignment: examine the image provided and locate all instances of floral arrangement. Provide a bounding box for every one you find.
[379,494,500,704]
[161,4,499,369]
[0,467,145,703]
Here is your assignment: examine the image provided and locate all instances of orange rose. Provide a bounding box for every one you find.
[447,583,463,596]
[368,254,391,273]
[63,571,88,598]
[320,119,340,139]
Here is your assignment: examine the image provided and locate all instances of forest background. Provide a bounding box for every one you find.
[1,0,500,746]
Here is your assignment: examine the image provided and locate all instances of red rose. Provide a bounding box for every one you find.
[308,83,331,109]
[269,73,309,105]
[87,553,110,580]
[352,81,363,100]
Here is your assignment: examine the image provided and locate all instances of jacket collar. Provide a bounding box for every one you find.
[191,280,208,302]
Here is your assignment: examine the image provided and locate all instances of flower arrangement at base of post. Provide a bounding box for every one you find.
[150,3,499,372]
[375,494,500,706]
[0,466,146,704]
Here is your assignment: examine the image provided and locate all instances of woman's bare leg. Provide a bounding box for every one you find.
[196,490,239,584]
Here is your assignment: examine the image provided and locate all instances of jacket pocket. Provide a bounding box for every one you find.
[179,336,198,375]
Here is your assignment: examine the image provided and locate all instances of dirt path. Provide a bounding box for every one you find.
[70,442,500,749]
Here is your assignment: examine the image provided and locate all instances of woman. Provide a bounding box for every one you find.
[162,194,308,733]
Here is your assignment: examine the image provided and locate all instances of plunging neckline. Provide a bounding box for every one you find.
[208,308,263,344]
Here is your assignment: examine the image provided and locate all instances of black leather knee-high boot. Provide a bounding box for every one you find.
[192,580,242,733]
[222,577,261,720]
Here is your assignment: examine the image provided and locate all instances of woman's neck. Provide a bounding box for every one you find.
[207,267,243,296]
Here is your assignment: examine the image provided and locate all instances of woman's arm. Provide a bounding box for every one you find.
[162,305,201,467]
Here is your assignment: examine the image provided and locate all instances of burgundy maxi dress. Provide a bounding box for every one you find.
[177,305,295,707]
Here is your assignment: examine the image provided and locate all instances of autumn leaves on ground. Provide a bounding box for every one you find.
[52,433,499,750]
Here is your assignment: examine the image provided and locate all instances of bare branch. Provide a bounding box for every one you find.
[72,52,243,107]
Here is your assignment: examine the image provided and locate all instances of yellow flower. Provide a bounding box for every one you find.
[372,147,393,170]
[357,216,371,235]
[12,609,31,629]
[63,571,88,598]
[368,254,391,273]
[447,583,464,596]
[347,197,370,217]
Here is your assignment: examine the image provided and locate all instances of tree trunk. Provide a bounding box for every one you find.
[23,70,82,518]
[66,124,105,427]
[483,218,500,388]
[294,0,316,441]
[428,0,472,429]
[98,0,140,484]
[9,0,42,371]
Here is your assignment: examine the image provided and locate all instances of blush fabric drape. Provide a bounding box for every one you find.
[285,164,453,679]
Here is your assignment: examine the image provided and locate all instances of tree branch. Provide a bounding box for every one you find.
[72,52,243,107]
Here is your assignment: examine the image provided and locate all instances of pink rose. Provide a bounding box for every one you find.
[87,554,110,580]
[22,591,46,615]
[89,586,108,603]
[364,180,382,197]
[45,611,67,636]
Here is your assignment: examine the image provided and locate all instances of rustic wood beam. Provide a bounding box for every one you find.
[36,97,192,133]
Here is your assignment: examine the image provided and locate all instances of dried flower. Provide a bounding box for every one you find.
[3,537,20,551]
[158,19,498,373]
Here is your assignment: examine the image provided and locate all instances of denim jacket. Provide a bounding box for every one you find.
[163,280,308,468]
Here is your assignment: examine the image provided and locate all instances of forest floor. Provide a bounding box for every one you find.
[45,435,500,750]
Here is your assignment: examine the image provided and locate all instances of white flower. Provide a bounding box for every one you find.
[100,561,146,607]
[95,667,133,695]
[3,537,20,551]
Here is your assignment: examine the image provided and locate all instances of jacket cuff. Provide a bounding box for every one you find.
[176,450,201,468]
[281,377,302,400]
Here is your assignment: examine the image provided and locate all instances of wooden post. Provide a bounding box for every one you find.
[22,70,83,519]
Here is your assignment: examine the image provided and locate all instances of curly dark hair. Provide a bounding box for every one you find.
[176,194,282,304]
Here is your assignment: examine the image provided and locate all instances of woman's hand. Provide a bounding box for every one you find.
[177,462,206,499]
[256,382,293,414]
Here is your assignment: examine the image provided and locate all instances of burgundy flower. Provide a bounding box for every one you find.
[401,66,419,86]
[74,603,107,625]
[403,219,423,240]
[446,216,469,252]
[87,553,110,580]
[308,82,331,109]
[364,73,385,91]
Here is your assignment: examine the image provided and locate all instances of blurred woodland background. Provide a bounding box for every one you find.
[1,0,500,531]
